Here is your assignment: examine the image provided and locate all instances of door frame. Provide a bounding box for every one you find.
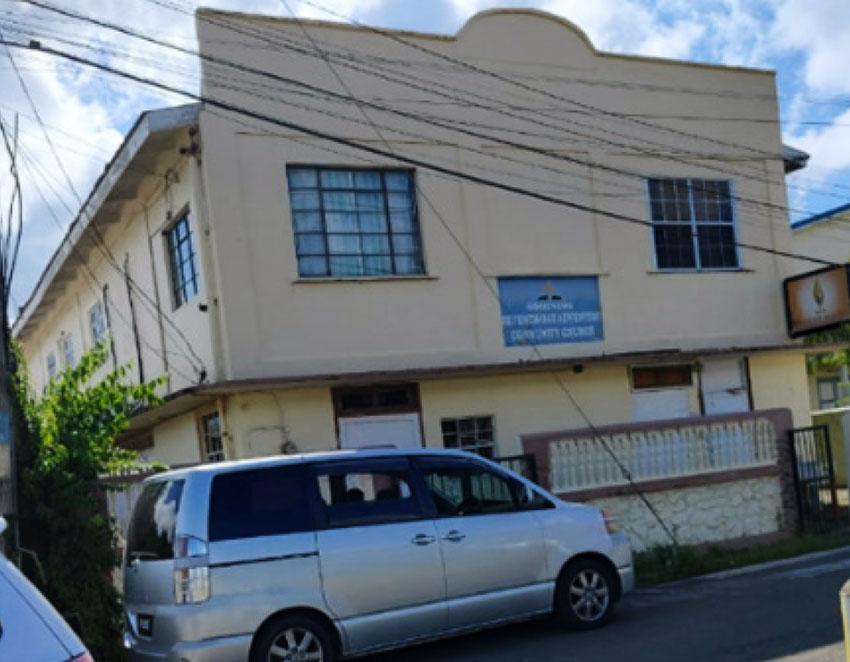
[331,382,424,448]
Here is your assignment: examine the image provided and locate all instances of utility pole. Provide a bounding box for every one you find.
[0,114,24,551]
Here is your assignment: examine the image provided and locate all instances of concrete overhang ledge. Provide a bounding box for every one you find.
[122,340,833,438]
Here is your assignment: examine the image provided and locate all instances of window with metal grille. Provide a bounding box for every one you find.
[166,211,199,307]
[286,167,424,277]
[441,416,495,458]
[89,301,108,345]
[200,412,225,462]
[647,178,739,270]
[46,352,57,380]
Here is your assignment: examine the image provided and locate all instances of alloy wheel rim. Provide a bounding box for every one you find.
[568,569,609,622]
[267,627,324,662]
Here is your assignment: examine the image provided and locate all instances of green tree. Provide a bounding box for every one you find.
[12,343,162,660]
[805,323,850,371]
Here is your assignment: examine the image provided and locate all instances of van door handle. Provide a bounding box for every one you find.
[443,530,466,543]
[411,533,436,546]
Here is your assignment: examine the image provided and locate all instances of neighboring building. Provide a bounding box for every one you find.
[14,9,838,547]
[788,203,850,411]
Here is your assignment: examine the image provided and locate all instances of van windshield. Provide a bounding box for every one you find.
[126,479,184,562]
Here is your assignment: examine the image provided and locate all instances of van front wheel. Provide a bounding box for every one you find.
[252,614,335,662]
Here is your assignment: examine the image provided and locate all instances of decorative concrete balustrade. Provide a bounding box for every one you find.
[549,417,778,493]
[521,409,800,549]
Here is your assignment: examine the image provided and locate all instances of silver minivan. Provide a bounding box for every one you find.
[123,448,633,661]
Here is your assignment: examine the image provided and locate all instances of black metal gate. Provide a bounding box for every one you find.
[495,453,539,485]
[789,425,840,532]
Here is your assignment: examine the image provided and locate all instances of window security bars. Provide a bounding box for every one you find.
[201,412,225,463]
[166,212,199,307]
[286,167,424,278]
[648,178,738,270]
[441,416,496,458]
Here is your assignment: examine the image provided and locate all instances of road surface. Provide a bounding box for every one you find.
[362,547,850,661]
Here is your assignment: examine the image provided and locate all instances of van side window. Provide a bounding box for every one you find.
[126,479,184,561]
[421,461,517,517]
[315,461,421,527]
[209,466,312,541]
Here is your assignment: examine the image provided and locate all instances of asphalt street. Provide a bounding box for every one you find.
[362,547,850,661]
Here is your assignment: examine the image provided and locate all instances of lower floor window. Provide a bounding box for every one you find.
[441,415,495,458]
[200,412,225,462]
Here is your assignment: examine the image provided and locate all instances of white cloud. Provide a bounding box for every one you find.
[772,0,850,95]
[787,108,850,174]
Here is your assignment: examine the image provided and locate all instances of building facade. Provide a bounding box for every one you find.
[14,9,830,547]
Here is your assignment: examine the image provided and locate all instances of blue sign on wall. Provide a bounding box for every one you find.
[498,277,603,347]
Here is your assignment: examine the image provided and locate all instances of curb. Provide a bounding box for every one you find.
[639,543,850,590]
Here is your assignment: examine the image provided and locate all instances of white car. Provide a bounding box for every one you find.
[0,517,93,662]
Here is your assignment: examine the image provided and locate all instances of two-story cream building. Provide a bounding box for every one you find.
[14,9,826,482]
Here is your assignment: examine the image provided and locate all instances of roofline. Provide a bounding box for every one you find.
[792,202,850,231]
[195,7,775,77]
[12,103,201,338]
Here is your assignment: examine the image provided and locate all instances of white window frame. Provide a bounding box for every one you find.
[46,352,57,380]
[646,178,741,271]
[286,166,425,278]
[440,415,496,458]
[165,209,200,309]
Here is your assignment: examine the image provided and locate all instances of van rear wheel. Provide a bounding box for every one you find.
[252,614,335,662]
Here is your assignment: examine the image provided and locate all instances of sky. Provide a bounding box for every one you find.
[1,0,849,315]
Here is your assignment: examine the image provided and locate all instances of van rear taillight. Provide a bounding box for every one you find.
[174,566,210,604]
[69,653,94,662]
[174,535,210,605]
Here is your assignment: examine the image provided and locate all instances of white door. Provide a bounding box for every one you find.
[702,358,749,415]
[632,389,691,422]
[339,413,423,450]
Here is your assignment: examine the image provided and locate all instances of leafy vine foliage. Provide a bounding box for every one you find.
[12,342,162,660]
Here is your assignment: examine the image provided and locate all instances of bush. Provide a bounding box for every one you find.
[12,343,162,660]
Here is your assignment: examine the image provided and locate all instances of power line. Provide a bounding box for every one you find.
[12,0,840,241]
[1,33,207,378]
[280,0,679,543]
[1,37,837,272]
[10,0,850,224]
[11,130,198,384]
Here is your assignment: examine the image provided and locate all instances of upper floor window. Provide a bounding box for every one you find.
[166,211,199,308]
[647,178,738,270]
[60,334,75,369]
[46,352,57,380]
[286,167,424,278]
[89,301,108,346]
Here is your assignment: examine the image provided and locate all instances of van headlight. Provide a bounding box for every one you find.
[601,509,620,535]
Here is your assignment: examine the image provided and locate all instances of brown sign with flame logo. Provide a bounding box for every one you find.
[784,265,850,337]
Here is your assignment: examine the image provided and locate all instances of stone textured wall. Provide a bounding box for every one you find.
[588,476,783,552]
